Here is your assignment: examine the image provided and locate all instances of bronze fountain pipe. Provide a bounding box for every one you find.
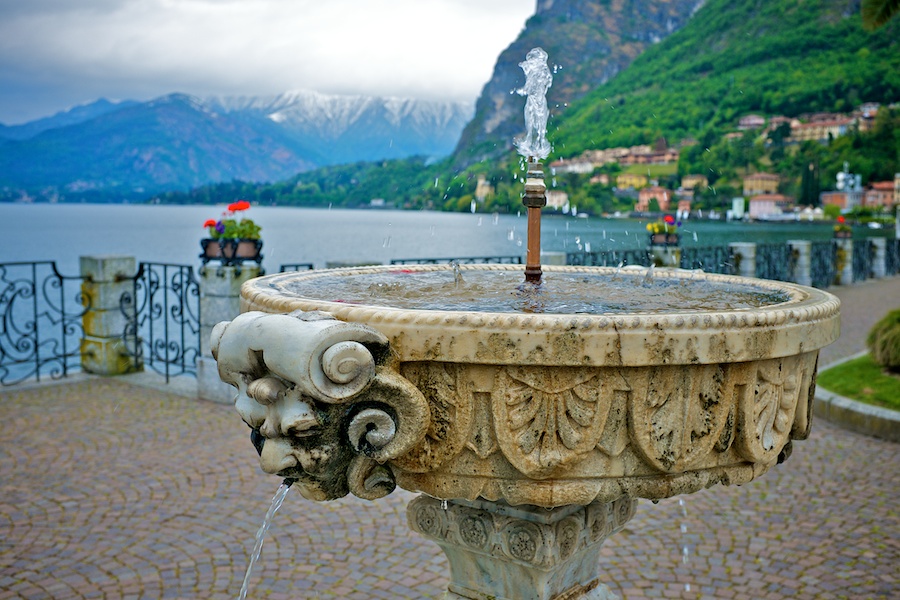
[522,158,546,284]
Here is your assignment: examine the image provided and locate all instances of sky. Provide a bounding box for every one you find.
[0,0,536,125]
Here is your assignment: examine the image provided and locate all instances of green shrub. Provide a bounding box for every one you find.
[867,309,900,373]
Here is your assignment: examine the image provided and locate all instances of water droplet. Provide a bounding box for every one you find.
[441,499,448,510]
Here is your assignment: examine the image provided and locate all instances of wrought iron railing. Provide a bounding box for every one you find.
[852,239,874,282]
[0,261,89,386]
[280,263,315,272]
[755,243,795,282]
[121,262,201,382]
[810,242,837,289]
[390,256,524,265]
[886,239,900,277]
[680,246,735,275]
[566,248,651,267]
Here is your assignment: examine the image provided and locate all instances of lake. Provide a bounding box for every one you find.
[0,203,887,275]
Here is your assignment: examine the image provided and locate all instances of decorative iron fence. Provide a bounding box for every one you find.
[755,243,795,282]
[852,239,874,282]
[810,242,838,289]
[566,248,651,267]
[680,246,735,275]
[390,256,523,265]
[886,239,900,277]
[280,263,315,272]
[0,261,88,386]
[121,262,201,382]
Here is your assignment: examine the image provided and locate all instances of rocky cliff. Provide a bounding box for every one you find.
[453,0,705,165]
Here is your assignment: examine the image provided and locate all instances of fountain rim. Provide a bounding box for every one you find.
[241,264,840,367]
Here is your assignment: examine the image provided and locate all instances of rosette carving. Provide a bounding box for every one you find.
[629,364,730,473]
[492,366,612,478]
[211,310,429,501]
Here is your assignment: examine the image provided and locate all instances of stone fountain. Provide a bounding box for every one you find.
[211,49,840,600]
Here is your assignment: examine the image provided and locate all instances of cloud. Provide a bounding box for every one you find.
[0,0,534,124]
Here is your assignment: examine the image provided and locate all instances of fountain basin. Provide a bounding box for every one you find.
[217,264,839,509]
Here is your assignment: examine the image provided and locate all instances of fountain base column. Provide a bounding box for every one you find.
[407,495,636,600]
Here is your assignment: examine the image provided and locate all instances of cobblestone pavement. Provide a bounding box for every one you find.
[1,278,898,600]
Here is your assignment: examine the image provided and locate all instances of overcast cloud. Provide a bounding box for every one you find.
[0,0,535,124]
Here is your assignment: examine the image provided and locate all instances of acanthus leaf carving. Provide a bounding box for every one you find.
[736,356,802,464]
[629,365,731,473]
[493,366,611,478]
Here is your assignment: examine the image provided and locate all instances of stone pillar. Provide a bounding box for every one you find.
[408,495,636,600]
[835,239,853,285]
[729,242,757,278]
[787,240,812,287]
[870,237,886,279]
[197,264,262,404]
[80,255,140,376]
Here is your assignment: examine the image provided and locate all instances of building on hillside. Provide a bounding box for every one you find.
[549,159,594,174]
[743,173,779,197]
[749,194,794,219]
[474,177,494,202]
[681,174,708,190]
[738,114,766,130]
[676,199,692,218]
[616,173,649,190]
[766,116,791,132]
[546,190,569,210]
[619,148,679,165]
[820,190,863,211]
[635,186,671,212]
[789,117,854,142]
[590,173,610,186]
[863,182,895,208]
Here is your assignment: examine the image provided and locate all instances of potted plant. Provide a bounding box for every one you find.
[833,215,852,239]
[201,200,263,265]
[646,215,681,246]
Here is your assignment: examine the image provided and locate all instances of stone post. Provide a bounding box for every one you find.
[408,496,634,600]
[787,240,812,287]
[835,239,853,285]
[80,255,140,376]
[648,244,681,268]
[196,264,262,403]
[729,242,757,278]
[870,237,886,279]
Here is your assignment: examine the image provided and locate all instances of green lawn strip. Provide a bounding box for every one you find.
[817,354,900,412]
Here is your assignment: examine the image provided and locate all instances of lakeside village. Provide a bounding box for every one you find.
[486,101,900,224]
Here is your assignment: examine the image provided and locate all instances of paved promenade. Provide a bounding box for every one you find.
[1,278,899,599]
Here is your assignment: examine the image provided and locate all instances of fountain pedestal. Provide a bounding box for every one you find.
[212,264,839,598]
[409,496,633,600]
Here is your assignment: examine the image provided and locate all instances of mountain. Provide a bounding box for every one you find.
[0,91,473,201]
[551,0,900,154]
[0,98,140,141]
[453,0,706,165]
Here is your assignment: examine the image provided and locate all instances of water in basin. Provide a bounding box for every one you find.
[280,268,792,314]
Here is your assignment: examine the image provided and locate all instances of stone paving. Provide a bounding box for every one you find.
[1,277,899,599]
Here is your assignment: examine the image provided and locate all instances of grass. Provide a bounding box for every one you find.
[622,163,678,178]
[817,354,900,412]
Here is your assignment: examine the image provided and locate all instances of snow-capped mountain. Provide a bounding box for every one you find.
[0,91,474,201]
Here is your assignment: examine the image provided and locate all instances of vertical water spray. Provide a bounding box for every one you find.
[515,47,552,284]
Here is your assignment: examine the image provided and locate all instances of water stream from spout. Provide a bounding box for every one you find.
[238,480,293,600]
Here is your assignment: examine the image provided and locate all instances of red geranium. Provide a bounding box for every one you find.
[664,214,676,224]
[202,219,217,227]
[228,200,251,212]
[837,215,845,223]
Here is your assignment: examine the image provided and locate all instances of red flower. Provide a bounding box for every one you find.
[202,219,217,227]
[664,214,675,224]
[837,215,845,223]
[228,200,251,212]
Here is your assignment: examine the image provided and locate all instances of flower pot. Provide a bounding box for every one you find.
[649,233,679,246]
[834,230,852,239]
[200,238,263,266]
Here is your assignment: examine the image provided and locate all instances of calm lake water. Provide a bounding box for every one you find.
[0,203,886,275]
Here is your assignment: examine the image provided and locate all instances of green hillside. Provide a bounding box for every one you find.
[553,0,900,153]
